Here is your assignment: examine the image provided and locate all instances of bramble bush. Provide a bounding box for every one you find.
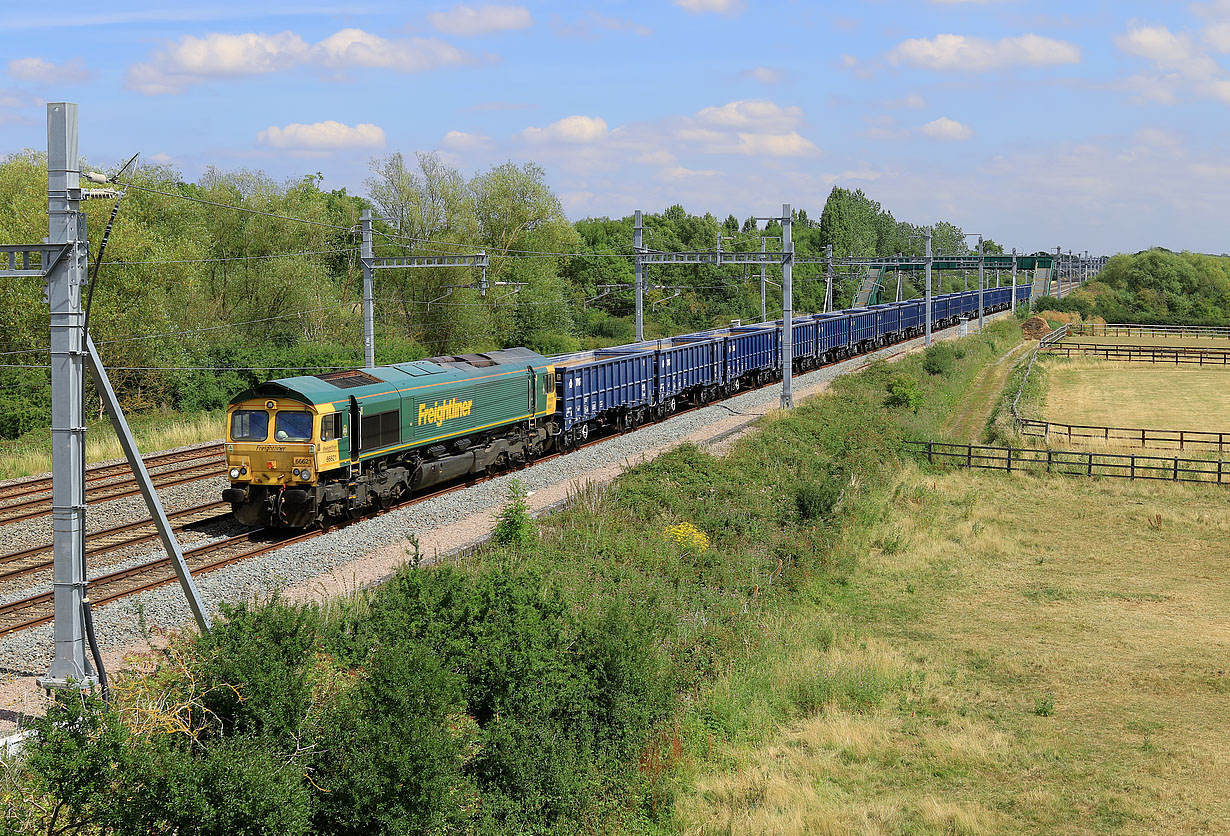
[884,373,923,414]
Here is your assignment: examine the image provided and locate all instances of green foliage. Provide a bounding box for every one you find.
[795,477,842,521]
[921,343,957,376]
[312,642,474,835]
[1058,248,1230,325]
[189,599,321,743]
[325,565,665,834]
[1033,693,1056,717]
[884,373,924,413]
[20,693,312,835]
[492,478,536,547]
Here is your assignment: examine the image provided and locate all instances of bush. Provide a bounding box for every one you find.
[187,599,322,745]
[884,373,923,414]
[324,565,667,834]
[312,642,474,835]
[23,694,312,836]
[492,478,536,547]
[795,478,842,521]
[921,343,956,376]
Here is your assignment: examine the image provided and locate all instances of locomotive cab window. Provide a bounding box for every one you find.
[274,411,313,442]
[320,412,342,442]
[230,410,268,442]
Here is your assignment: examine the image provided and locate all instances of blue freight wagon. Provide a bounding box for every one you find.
[895,299,924,333]
[749,317,820,370]
[870,303,899,342]
[814,312,851,361]
[848,307,878,348]
[727,324,779,382]
[600,337,722,407]
[552,349,654,439]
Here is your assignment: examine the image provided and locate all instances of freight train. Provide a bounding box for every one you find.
[222,284,1029,527]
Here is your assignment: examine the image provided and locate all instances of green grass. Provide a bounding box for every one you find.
[0,409,224,480]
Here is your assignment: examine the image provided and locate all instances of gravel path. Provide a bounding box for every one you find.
[0,314,1010,727]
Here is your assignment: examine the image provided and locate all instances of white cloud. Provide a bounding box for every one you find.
[921,117,973,140]
[440,130,493,150]
[727,132,818,156]
[674,0,746,15]
[522,115,609,143]
[126,28,475,93]
[888,33,1081,71]
[1115,26,1219,79]
[7,57,92,83]
[313,29,472,73]
[885,93,927,109]
[1114,22,1230,104]
[426,5,532,36]
[552,11,652,38]
[257,120,386,149]
[741,66,783,84]
[695,99,803,132]
[661,165,719,181]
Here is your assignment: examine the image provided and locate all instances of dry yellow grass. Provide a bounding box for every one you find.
[676,468,1230,835]
[1043,359,1230,432]
[0,410,224,480]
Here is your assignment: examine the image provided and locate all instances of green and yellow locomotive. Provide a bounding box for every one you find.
[222,348,556,527]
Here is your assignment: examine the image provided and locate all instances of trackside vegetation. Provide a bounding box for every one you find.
[2,319,1027,834]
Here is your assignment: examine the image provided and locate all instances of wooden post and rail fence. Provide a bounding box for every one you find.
[915,321,1230,483]
[909,440,1230,485]
[1039,321,1230,364]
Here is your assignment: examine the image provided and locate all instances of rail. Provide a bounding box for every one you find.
[1017,419,1230,453]
[1037,323,1069,350]
[908,440,1230,484]
[1069,322,1230,340]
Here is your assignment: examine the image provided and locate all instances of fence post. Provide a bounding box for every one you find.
[1130,455,1135,479]
[1087,452,1093,476]
[927,441,933,465]
[966,444,972,469]
[1173,457,1178,481]
[1046,449,1052,473]
[1180,431,1185,451]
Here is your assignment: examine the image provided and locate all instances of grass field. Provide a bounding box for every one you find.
[1043,359,1230,432]
[675,468,1230,835]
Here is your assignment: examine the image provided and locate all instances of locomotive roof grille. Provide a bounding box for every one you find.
[315,369,383,389]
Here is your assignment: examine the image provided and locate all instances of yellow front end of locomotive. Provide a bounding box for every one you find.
[225,397,330,487]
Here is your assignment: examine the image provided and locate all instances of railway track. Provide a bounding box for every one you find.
[0,311,1022,640]
[0,500,230,587]
[0,527,319,637]
[0,444,225,527]
[0,435,605,639]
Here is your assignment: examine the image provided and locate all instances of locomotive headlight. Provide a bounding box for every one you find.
[229,467,241,479]
[291,468,301,479]
[301,469,311,481]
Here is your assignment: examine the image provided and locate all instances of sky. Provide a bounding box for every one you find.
[0,1,1227,255]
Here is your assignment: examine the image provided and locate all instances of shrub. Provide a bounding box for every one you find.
[921,343,956,376]
[1033,693,1056,717]
[884,373,923,414]
[795,478,842,521]
[187,599,322,745]
[492,478,536,547]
